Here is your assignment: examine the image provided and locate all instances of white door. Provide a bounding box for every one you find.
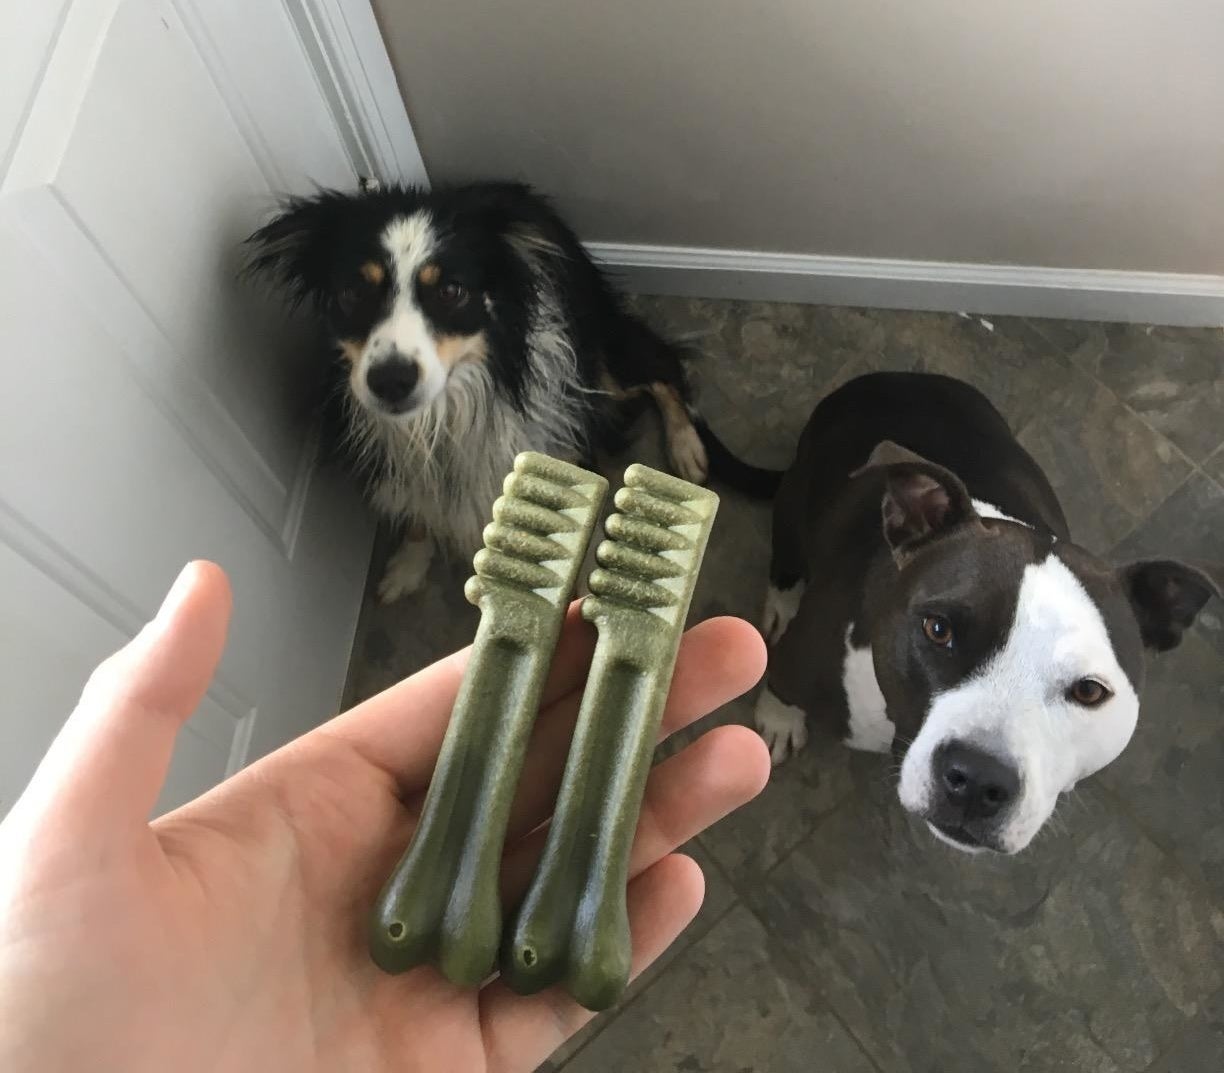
[0,0,417,816]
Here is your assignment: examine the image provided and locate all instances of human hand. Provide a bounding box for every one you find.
[0,562,768,1073]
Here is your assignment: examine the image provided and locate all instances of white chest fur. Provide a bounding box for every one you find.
[841,625,895,753]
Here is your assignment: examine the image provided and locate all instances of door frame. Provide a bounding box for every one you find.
[282,0,428,188]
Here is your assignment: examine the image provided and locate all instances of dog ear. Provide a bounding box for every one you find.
[852,441,979,563]
[1118,559,1223,652]
[244,191,349,311]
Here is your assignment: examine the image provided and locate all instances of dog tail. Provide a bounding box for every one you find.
[693,417,784,499]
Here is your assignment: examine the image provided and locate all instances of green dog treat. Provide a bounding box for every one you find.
[501,463,718,1010]
[369,452,607,985]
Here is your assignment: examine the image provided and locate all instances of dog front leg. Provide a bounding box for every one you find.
[648,383,709,485]
[753,686,808,766]
[377,524,434,603]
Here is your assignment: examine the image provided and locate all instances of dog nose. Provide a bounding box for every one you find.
[366,360,420,408]
[935,742,1019,820]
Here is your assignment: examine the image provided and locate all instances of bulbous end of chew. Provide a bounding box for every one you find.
[500,919,570,996]
[568,941,632,1013]
[368,893,436,974]
[500,845,581,994]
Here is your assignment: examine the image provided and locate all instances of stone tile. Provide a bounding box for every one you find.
[341,527,479,706]
[687,483,773,627]
[1147,986,1224,1073]
[1071,325,1224,463]
[1017,367,1192,552]
[1101,631,1224,899]
[546,841,738,1070]
[344,297,1224,1073]
[561,906,876,1073]
[1111,472,1224,659]
[626,295,891,468]
[1023,317,1108,361]
[750,777,1224,1073]
[695,704,875,882]
[873,310,1070,431]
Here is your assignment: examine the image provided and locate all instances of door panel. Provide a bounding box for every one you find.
[0,0,380,817]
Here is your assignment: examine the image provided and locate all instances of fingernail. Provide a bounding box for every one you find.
[154,562,197,625]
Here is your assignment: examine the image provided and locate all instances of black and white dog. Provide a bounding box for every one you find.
[756,372,1220,854]
[247,181,754,601]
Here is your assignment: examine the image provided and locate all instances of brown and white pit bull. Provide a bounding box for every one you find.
[756,372,1220,854]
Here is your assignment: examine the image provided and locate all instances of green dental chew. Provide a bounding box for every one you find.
[501,463,718,1010]
[369,452,607,985]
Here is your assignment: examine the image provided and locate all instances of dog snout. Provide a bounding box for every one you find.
[366,358,420,410]
[935,742,1019,821]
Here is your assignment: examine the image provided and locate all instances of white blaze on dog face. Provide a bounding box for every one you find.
[898,554,1140,853]
[342,211,491,418]
[347,213,440,411]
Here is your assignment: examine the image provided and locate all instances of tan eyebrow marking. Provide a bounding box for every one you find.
[418,263,441,286]
[360,261,385,285]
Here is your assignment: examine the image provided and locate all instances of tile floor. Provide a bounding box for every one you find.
[343,297,1224,1073]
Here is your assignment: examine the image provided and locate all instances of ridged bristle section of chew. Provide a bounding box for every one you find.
[594,540,686,580]
[467,453,607,607]
[483,524,569,564]
[587,568,677,609]
[512,451,597,488]
[623,462,719,512]
[472,548,563,592]
[493,497,578,536]
[584,464,718,622]
[602,513,689,553]
[612,487,699,530]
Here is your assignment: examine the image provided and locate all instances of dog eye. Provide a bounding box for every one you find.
[1068,678,1111,708]
[438,281,468,305]
[921,614,954,648]
[337,288,358,314]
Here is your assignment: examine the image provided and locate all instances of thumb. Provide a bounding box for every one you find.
[16,561,232,835]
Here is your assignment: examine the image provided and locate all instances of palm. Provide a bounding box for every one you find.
[1,563,767,1073]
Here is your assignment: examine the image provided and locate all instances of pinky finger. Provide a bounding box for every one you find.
[479,853,705,1073]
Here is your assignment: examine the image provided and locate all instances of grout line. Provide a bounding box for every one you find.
[1138,982,1224,1073]
[761,780,868,881]
[1055,339,1203,474]
[1105,465,1198,556]
[700,759,868,900]
[1018,319,1211,498]
[551,897,744,1070]
[1201,447,1224,496]
[1021,316,1108,365]
[735,894,891,1073]
[1089,777,1224,918]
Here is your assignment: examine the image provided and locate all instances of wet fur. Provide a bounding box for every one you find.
[246,182,714,560]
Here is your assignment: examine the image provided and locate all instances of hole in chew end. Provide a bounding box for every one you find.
[388,922,405,940]
[521,947,537,967]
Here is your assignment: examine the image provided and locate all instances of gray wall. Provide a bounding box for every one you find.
[373,1,1224,274]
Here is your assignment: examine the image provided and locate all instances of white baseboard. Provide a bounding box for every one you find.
[588,242,1224,327]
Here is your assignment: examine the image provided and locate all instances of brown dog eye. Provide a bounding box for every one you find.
[438,281,467,304]
[337,288,358,314]
[922,614,954,648]
[1068,678,1111,707]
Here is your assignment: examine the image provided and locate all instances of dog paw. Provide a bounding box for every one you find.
[761,581,805,645]
[378,537,433,603]
[669,425,709,484]
[754,689,808,766]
